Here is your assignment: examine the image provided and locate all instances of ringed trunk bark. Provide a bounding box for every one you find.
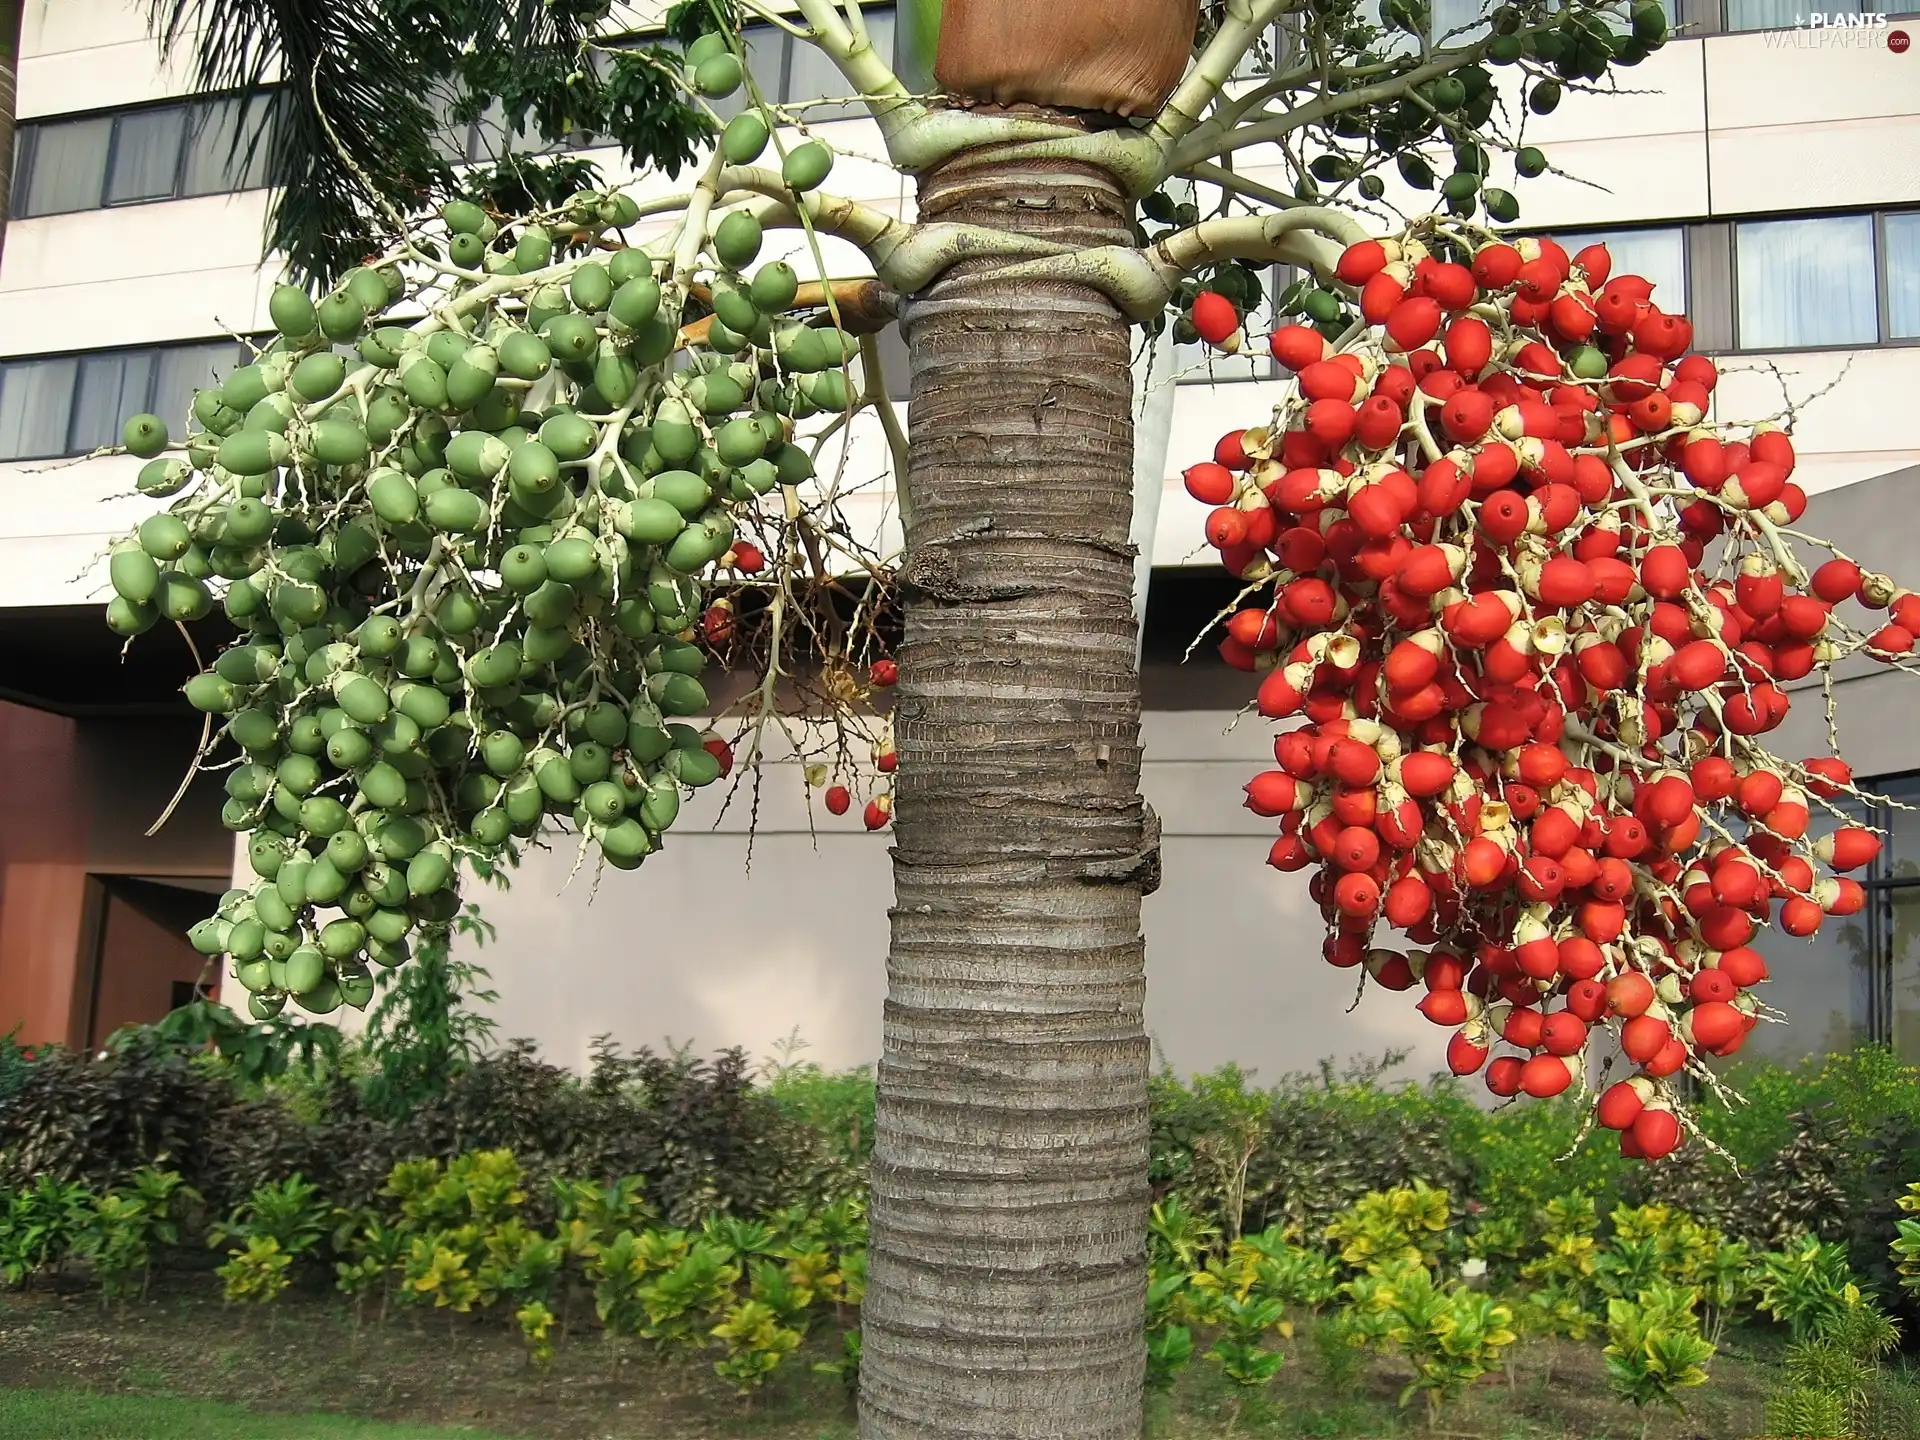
[859,152,1155,1439]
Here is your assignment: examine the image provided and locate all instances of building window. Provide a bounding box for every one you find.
[1556,226,1689,317]
[1735,214,1880,350]
[0,339,246,463]
[1886,211,1920,341]
[12,96,277,219]
[1749,774,1920,1065]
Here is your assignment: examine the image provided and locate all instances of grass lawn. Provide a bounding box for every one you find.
[0,1388,522,1438]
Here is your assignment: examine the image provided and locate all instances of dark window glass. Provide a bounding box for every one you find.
[105,107,187,205]
[23,115,112,216]
[0,357,81,460]
[153,342,245,434]
[1887,212,1920,342]
[183,96,275,196]
[71,350,158,452]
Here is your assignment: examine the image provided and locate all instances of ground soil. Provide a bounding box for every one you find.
[0,1273,1778,1439]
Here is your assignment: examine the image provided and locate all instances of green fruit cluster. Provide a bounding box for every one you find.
[112,188,855,1021]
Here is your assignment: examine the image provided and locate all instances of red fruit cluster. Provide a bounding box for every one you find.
[1189,224,1907,1162]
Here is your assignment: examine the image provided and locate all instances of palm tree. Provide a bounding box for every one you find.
[145,0,710,285]
[1,0,24,267]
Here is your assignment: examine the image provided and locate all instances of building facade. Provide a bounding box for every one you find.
[2,0,1916,1079]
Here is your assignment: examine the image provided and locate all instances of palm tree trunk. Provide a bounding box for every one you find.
[0,0,23,270]
[858,150,1155,1439]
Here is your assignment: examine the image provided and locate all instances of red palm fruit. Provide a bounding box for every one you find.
[1683,1001,1742,1052]
[1575,639,1630,691]
[1780,896,1824,936]
[1549,292,1598,342]
[1282,577,1337,628]
[1355,394,1405,450]
[1301,360,1362,401]
[1628,391,1673,434]
[1367,950,1417,990]
[1446,1029,1491,1076]
[1305,399,1356,448]
[1566,979,1609,1022]
[1522,1054,1578,1098]
[1631,1107,1682,1159]
[1399,751,1456,798]
[1485,1056,1525,1097]
[731,541,766,574]
[1444,315,1493,375]
[1520,804,1572,858]
[1417,457,1472,516]
[1275,525,1326,571]
[1348,483,1404,539]
[1325,934,1368,968]
[1556,937,1604,983]
[1691,755,1737,801]
[1515,743,1565,790]
[1384,636,1442,692]
[1689,969,1737,1004]
[1331,784,1377,828]
[1336,239,1391,285]
[1639,545,1692,599]
[1243,772,1303,817]
[1331,826,1381,873]
[1424,261,1476,309]
[1333,872,1380,917]
[864,798,892,830]
[1738,769,1784,817]
[1267,834,1310,871]
[1717,946,1769,987]
[1517,856,1564,905]
[1470,442,1522,493]
[1361,270,1409,323]
[1514,257,1562,303]
[1440,389,1495,443]
[1699,905,1755,950]
[1226,608,1282,651]
[1751,427,1796,473]
[1680,436,1728,490]
[1482,637,1532,685]
[1215,430,1254,470]
[1218,636,1257,671]
[1735,565,1785,621]
[1870,624,1915,655]
[1184,461,1236,504]
[1533,556,1595,609]
[1462,836,1508,888]
[1327,739,1380,787]
[1777,594,1831,639]
[1572,243,1613,285]
[1256,668,1305,720]
[1514,929,1561,977]
[1711,859,1762,909]
[1608,972,1657,1018]
[1669,640,1727,691]
[1895,594,1920,631]
[1602,817,1649,860]
[1190,291,1239,346]
[1472,242,1523,289]
[1478,491,1530,545]
[870,659,899,688]
[824,784,852,815]
[1826,877,1867,916]
[1385,874,1433,926]
[1675,354,1718,391]
[1506,783,1542,822]
[1270,323,1328,372]
[1593,286,1641,335]
[1597,1080,1649,1130]
[1560,846,1599,891]
[1418,988,1469,1026]
[1397,545,1459,598]
[1764,793,1810,840]
[1801,756,1852,798]
[1424,952,1467,992]
[1621,1014,1671,1063]
[1204,508,1248,549]
[1540,1012,1588,1057]
[1643,775,1697,830]
[1591,855,1634,901]
[1386,296,1444,350]
[1374,363,1417,406]
[1581,900,1627,944]
[1815,827,1882,871]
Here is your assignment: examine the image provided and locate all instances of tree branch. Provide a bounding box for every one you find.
[965,207,1368,321]
[787,0,926,149]
[1146,0,1299,156]
[1170,38,1501,171]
